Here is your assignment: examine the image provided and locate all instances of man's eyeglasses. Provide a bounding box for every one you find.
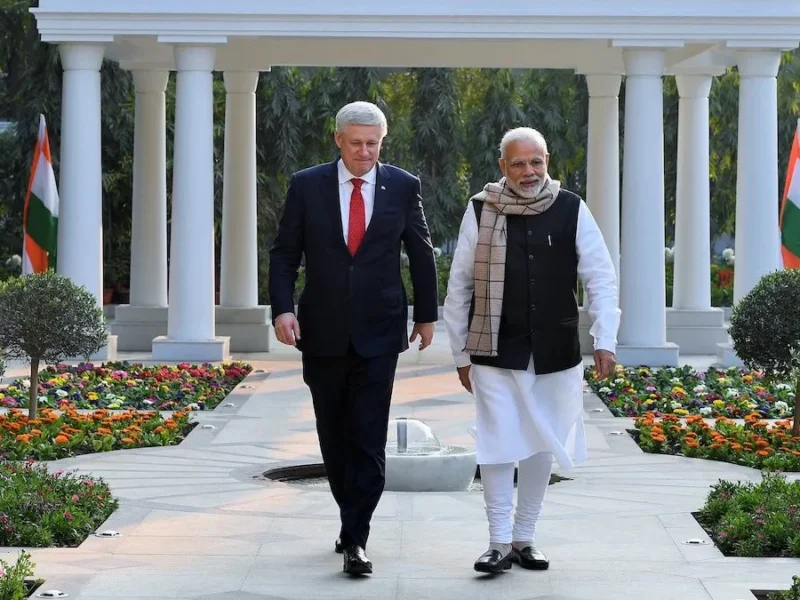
[503,158,544,170]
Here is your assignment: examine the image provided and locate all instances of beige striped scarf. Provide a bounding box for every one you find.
[465,176,561,357]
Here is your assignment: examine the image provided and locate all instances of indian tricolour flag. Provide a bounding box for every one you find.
[22,114,59,274]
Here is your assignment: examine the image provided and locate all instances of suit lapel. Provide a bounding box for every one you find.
[322,159,349,255]
[359,162,392,250]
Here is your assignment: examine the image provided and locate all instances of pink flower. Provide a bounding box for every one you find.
[71,495,79,503]
[64,511,73,521]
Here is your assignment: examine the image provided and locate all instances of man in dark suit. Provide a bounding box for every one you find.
[268,101,439,575]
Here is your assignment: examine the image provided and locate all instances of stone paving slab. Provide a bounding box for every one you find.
[2,333,800,599]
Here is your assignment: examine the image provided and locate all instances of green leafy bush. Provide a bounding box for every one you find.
[729,269,800,435]
[695,473,800,558]
[0,458,118,547]
[0,550,41,600]
[765,576,800,599]
[0,271,108,418]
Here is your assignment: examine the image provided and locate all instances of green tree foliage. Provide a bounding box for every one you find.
[0,271,108,419]
[729,269,800,435]
[409,68,467,243]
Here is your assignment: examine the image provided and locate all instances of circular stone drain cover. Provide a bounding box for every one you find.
[682,539,709,545]
[608,431,625,436]
[95,530,122,538]
[37,591,69,598]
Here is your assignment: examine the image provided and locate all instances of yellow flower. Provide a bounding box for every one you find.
[161,385,170,393]
[87,392,99,401]
[713,400,725,408]
[674,409,689,416]
[742,375,753,384]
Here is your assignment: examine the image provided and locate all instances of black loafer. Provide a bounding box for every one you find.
[473,549,513,574]
[343,545,372,575]
[334,537,343,553]
[511,545,549,570]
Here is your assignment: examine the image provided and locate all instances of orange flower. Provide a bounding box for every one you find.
[15,434,31,444]
[756,450,770,457]
[54,435,69,444]
[121,437,134,444]
[756,440,770,449]
[651,434,666,443]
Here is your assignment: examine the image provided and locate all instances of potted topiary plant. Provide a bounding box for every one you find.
[728,269,800,436]
[0,271,108,419]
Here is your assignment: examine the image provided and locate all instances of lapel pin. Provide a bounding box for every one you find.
[381,185,386,190]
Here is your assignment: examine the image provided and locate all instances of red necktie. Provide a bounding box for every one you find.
[347,178,366,256]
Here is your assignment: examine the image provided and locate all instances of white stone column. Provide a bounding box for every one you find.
[220,71,259,307]
[57,43,105,304]
[585,74,622,284]
[58,43,117,359]
[733,49,782,303]
[130,70,169,307]
[673,74,713,310]
[617,49,679,366]
[152,45,229,361]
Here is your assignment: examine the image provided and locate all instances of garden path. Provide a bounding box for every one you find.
[2,324,799,599]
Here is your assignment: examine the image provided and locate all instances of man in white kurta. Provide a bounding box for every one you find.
[444,127,619,574]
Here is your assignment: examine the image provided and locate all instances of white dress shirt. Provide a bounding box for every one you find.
[337,159,377,243]
[443,199,621,368]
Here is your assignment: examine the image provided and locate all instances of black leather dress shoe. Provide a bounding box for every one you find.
[473,548,513,574]
[511,545,549,570]
[343,545,372,575]
[334,537,343,553]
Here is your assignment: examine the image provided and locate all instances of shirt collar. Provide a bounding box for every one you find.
[338,158,377,185]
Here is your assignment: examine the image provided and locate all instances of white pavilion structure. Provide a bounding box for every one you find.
[30,0,800,365]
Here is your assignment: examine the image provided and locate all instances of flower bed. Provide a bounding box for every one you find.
[0,459,118,547]
[0,406,193,461]
[633,413,800,471]
[1,361,252,412]
[586,365,797,419]
[695,473,800,558]
[0,550,42,600]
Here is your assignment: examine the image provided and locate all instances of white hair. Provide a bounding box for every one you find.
[335,101,388,137]
[499,127,548,157]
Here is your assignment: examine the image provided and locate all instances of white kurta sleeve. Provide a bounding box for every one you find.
[443,204,479,368]
[576,201,621,353]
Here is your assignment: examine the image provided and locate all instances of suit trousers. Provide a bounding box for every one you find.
[302,344,399,549]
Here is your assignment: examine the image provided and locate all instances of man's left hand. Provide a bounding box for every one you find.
[410,322,435,351]
[593,349,616,380]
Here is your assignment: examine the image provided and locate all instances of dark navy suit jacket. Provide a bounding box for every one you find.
[268,160,439,358]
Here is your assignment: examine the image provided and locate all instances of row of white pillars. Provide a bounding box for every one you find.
[57,42,261,359]
[584,48,783,364]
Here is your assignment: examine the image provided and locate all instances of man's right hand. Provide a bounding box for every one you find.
[275,312,301,346]
[457,365,472,394]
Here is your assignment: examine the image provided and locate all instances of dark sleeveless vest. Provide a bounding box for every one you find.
[468,189,582,374]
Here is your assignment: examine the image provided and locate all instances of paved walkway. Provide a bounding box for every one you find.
[2,327,799,599]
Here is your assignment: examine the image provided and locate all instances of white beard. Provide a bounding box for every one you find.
[508,177,545,199]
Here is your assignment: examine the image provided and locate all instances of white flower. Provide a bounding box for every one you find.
[776,383,793,392]
[55,389,68,398]
[671,377,682,384]
[614,378,625,384]
[700,407,712,416]
[433,247,442,258]
[20,379,30,390]
[722,248,734,260]
[671,401,682,410]
[725,388,739,398]
[775,401,789,414]
[693,385,707,393]
[599,387,612,393]
[696,392,708,397]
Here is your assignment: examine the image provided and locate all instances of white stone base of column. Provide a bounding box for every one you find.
[112,305,270,352]
[665,308,728,354]
[716,341,745,368]
[151,335,231,362]
[73,335,117,362]
[215,306,271,352]
[111,306,168,352]
[615,343,680,367]
[577,308,678,365]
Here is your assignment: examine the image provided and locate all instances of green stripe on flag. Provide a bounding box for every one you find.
[26,193,58,254]
[782,199,800,258]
